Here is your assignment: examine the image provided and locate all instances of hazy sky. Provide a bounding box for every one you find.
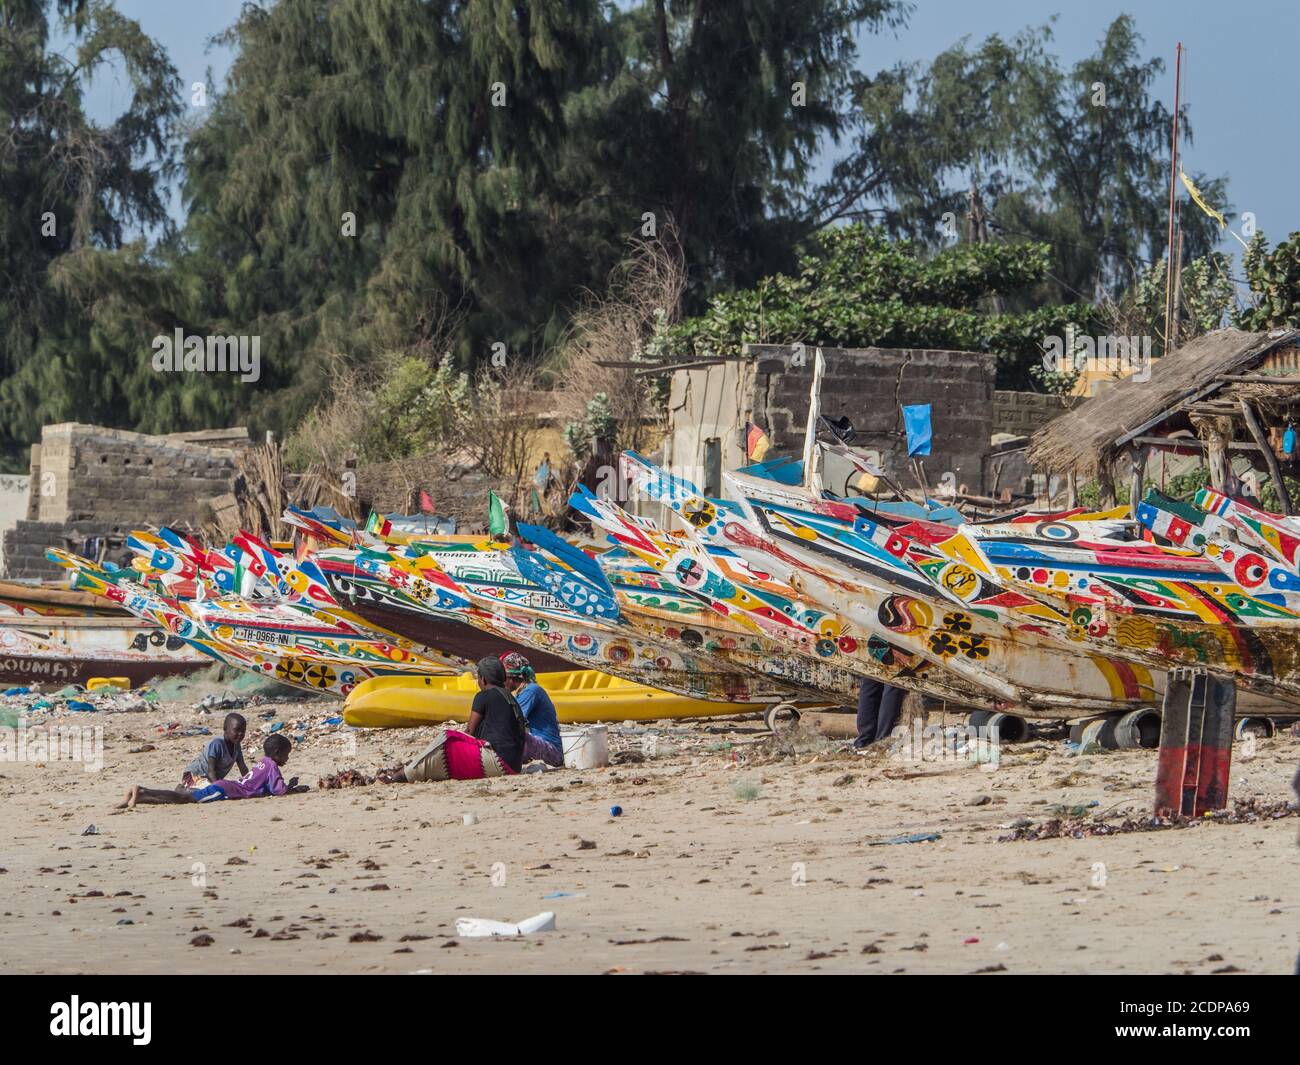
[62,0,1295,253]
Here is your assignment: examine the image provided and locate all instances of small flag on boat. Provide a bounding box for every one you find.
[902,404,932,457]
[1136,501,1194,545]
[366,512,392,537]
[488,491,509,537]
[746,422,772,461]
[418,489,435,513]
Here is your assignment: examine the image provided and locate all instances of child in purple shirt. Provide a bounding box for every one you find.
[118,735,307,808]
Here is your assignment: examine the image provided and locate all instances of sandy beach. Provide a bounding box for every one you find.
[2,691,1298,975]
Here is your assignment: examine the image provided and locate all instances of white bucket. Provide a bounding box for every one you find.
[560,725,609,769]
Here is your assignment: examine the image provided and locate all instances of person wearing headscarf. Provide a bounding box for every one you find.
[500,652,564,767]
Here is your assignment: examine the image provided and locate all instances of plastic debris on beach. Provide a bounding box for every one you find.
[456,912,556,937]
[0,683,154,716]
[1000,797,1299,841]
[868,832,941,846]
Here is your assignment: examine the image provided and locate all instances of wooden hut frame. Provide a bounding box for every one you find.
[1028,329,1300,510]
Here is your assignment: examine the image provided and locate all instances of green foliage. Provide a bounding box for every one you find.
[1236,232,1300,331]
[2,3,1259,472]
[1090,253,1235,361]
[363,355,470,462]
[1259,475,1300,515]
[841,17,1229,303]
[662,225,1097,387]
[563,392,615,462]
[0,0,183,466]
[1078,466,1210,509]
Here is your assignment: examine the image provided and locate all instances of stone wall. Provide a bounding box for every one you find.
[32,423,245,527]
[1,520,134,582]
[991,391,1077,436]
[749,344,997,494]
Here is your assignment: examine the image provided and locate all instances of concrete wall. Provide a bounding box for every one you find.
[32,424,243,527]
[1,520,133,582]
[992,391,1077,436]
[749,344,996,494]
[0,474,31,576]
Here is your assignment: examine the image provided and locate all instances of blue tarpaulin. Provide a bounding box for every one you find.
[902,404,932,457]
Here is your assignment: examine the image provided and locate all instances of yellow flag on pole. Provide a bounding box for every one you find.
[1179,170,1226,228]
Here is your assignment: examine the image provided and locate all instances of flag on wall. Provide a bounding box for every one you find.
[418,489,435,513]
[745,422,772,461]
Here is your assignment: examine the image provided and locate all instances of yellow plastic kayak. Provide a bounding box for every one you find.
[343,670,759,727]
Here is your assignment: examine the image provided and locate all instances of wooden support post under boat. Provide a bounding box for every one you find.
[1192,414,1234,493]
[1154,667,1235,818]
[1127,446,1146,510]
[1239,398,1292,514]
[1097,463,1117,508]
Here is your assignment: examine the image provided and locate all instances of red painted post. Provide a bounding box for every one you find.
[1155,667,1235,817]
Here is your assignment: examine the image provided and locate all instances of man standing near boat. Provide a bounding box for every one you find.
[854,679,905,751]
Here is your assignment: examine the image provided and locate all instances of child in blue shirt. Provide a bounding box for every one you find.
[179,712,248,786]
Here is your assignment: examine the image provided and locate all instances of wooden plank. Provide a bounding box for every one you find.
[1128,435,1263,453]
[1239,398,1292,513]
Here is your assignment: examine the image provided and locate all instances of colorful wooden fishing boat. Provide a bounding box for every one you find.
[46,550,412,697]
[0,614,209,687]
[607,455,1161,716]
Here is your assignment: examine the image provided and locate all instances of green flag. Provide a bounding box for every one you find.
[488,491,508,536]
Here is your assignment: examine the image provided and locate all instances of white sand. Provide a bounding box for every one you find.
[1,701,1297,973]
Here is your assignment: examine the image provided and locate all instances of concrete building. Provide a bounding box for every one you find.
[660,343,998,496]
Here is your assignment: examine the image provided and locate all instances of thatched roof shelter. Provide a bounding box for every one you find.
[1029,328,1300,479]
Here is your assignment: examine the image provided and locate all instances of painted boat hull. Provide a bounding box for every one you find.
[0,616,209,687]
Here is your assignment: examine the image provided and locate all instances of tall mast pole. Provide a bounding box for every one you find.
[1163,42,1183,353]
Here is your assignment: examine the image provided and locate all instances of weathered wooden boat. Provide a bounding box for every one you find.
[395,540,808,704]
[0,579,126,618]
[121,532,463,675]
[574,482,1009,711]
[0,614,210,687]
[718,458,1300,712]
[46,550,413,697]
[308,547,576,672]
[608,454,1161,716]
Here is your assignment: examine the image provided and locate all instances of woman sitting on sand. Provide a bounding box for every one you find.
[501,652,564,768]
[392,656,528,783]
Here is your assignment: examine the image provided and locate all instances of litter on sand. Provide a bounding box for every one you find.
[868,832,941,846]
[1001,798,1300,841]
[456,912,556,937]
